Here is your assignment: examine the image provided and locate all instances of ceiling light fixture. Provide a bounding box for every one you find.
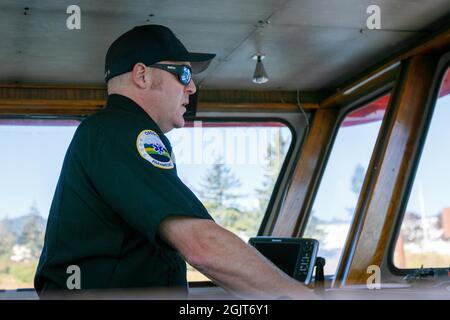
[252,53,269,84]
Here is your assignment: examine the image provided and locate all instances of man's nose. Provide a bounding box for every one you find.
[186,79,196,95]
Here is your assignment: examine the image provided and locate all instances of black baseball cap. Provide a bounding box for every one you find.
[104,24,216,82]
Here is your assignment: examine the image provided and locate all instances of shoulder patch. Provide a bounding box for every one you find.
[136,130,174,169]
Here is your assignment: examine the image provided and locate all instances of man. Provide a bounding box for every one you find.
[34,25,314,299]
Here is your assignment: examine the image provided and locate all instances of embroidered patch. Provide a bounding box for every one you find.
[136,130,174,169]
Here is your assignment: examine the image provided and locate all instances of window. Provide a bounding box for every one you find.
[303,94,390,275]
[0,118,293,287]
[0,119,79,289]
[167,120,293,281]
[393,68,450,269]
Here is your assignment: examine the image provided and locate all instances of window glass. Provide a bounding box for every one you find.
[0,119,293,287]
[394,68,450,269]
[167,121,293,281]
[0,120,79,289]
[303,94,390,275]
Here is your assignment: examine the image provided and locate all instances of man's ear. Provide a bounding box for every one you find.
[131,63,149,89]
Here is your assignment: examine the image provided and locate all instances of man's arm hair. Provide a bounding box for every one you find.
[158,216,316,299]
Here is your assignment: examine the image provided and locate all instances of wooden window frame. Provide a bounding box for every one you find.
[386,52,450,277]
[335,53,442,287]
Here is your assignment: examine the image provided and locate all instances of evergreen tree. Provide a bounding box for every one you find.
[303,214,326,240]
[255,131,288,216]
[345,164,366,218]
[28,200,41,217]
[0,223,15,256]
[198,155,242,210]
[17,202,45,259]
[256,131,326,239]
[351,164,365,195]
[198,156,258,236]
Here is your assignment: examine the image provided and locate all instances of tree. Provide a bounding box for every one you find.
[303,214,326,240]
[198,155,242,210]
[197,156,258,236]
[28,200,41,217]
[255,131,289,217]
[345,164,366,218]
[207,207,260,236]
[17,203,45,259]
[17,218,44,260]
[400,211,442,244]
[0,222,15,256]
[351,164,365,195]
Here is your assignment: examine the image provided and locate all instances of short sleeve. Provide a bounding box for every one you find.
[86,120,213,245]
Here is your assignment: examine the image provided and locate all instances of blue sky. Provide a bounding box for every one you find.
[167,126,292,211]
[0,95,449,223]
[310,120,382,222]
[0,123,76,219]
[406,95,450,218]
[0,123,291,219]
[311,94,450,222]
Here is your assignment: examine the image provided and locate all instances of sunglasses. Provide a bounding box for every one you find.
[148,64,192,86]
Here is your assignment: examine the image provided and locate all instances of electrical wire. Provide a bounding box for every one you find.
[296,90,310,137]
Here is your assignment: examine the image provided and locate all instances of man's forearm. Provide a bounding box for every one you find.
[158,217,315,299]
[188,223,315,299]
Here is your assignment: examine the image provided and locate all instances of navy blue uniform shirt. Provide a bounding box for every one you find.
[34,94,212,294]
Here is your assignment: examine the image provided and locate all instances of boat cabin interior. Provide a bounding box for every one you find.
[0,0,449,300]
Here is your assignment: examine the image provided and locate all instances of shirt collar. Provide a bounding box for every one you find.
[106,94,162,131]
[105,94,173,154]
